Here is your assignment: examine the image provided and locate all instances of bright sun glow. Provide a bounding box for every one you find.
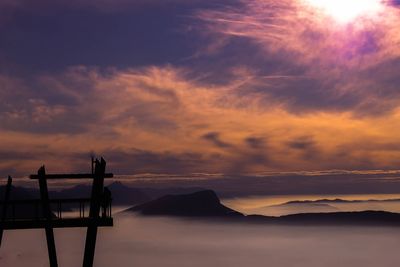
[304,0,384,23]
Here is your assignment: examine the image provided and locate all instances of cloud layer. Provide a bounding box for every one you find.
[1,0,400,177]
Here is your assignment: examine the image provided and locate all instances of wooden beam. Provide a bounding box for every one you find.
[0,198,92,205]
[38,166,58,267]
[0,176,12,248]
[83,158,107,267]
[29,173,113,180]
[2,218,113,230]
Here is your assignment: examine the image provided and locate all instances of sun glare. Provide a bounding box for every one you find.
[304,0,384,23]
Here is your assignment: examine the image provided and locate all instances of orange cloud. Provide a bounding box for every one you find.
[2,66,400,176]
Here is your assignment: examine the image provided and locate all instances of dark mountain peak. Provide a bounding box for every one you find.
[159,189,220,204]
[68,184,91,191]
[107,181,130,190]
[126,190,243,217]
[109,180,123,185]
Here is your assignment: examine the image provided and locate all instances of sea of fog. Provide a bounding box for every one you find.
[2,213,400,267]
[222,194,400,216]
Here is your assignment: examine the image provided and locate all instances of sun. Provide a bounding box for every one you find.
[304,0,384,23]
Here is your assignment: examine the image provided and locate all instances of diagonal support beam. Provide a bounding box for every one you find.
[38,166,58,267]
[82,158,106,267]
[0,176,12,248]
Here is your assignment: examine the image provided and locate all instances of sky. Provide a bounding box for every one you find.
[1,0,400,178]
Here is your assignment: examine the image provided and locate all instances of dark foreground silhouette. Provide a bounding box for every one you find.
[1,158,113,267]
[126,190,400,226]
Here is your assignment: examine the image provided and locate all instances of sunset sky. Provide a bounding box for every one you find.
[1,0,400,177]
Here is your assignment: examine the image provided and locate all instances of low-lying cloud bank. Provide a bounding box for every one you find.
[1,215,400,267]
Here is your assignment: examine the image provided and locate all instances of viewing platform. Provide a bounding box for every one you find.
[0,157,114,267]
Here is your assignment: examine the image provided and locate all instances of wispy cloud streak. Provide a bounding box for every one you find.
[196,0,400,115]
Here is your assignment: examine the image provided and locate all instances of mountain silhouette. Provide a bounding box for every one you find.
[126,190,243,217]
[260,202,339,215]
[51,181,151,205]
[0,184,36,200]
[1,182,210,210]
[284,198,400,204]
[49,182,207,206]
[126,190,400,226]
[248,211,400,226]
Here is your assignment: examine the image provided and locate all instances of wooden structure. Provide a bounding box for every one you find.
[0,157,113,267]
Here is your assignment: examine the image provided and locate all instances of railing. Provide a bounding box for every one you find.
[0,198,112,222]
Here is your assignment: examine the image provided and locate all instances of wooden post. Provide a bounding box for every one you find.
[0,176,12,247]
[38,166,58,267]
[82,158,106,267]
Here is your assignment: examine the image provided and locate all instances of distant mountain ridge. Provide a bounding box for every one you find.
[0,185,57,219]
[0,185,36,200]
[126,190,400,226]
[284,198,400,204]
[49,181,151,205]
[0,182,208,206]
[247,211,400,226]
[263,202,339,213]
